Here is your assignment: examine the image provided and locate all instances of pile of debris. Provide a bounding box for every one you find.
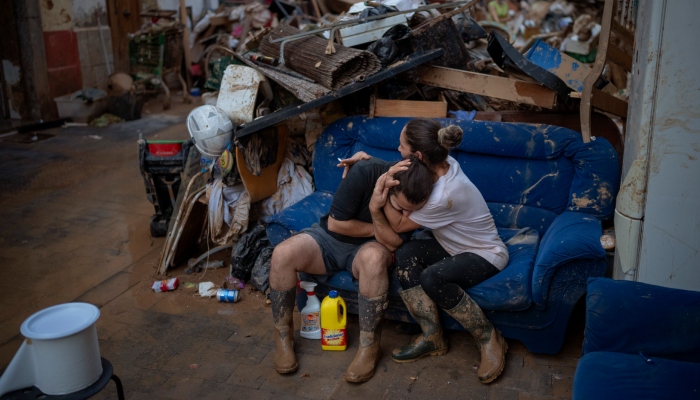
[152,0,632,285]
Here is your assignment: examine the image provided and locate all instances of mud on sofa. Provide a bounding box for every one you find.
[265,116,620,354]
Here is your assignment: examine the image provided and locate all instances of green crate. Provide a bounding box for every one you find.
[129,27,184,75]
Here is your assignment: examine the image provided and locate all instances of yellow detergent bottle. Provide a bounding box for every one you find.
[321,290,347,350]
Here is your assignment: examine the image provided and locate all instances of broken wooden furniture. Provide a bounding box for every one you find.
[579,0,635,142]
[265,116,621,354]
[573,278,700,399]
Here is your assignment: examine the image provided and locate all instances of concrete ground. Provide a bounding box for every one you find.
[0,96,582,400]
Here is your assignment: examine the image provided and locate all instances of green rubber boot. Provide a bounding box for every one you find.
[392,286,448,363]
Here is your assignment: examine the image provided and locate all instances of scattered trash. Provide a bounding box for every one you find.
[90,113,124,127]
[225,276,246,290]
[217,288,240,303]
[189,364,199,369]
[300,373,310,378]
[152,278,178,292]
[183,282,199,290]
[198,282,218,297]
[88,135,103,140]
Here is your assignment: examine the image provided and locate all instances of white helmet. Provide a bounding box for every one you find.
[186,105,234,158]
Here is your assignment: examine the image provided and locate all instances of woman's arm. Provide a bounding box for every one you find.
[369,174,405,251]
[383,202,422,233]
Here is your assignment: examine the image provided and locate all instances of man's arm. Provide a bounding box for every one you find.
[384,202,422,233]
[327,216,374,237]
[370,174,405,252]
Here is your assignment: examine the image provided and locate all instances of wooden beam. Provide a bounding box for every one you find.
[591,88,629,118]
[408,66,558,109]
[180,0,192,89]
[607,43,633,71]
[372,97,447,118]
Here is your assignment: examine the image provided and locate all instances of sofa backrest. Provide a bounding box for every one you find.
[313,116,620,233]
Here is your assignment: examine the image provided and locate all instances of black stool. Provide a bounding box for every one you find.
[0,358,124,400]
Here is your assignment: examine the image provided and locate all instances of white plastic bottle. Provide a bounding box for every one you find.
[299,281,321,339]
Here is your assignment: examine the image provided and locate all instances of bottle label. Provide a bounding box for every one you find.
[301,312,320,332]
[322,328,347,346]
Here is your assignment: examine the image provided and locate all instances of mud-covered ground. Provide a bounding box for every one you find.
[0,96,583,399]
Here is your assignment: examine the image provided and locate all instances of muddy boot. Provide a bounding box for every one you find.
[444,293,507,384]
[392,286,448,363]
[345,293,387,383]
[270,287,298,374]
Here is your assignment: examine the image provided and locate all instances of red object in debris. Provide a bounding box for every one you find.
[152,277,179,292]
[148,141,182,157]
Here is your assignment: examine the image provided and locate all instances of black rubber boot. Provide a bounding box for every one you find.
[392,286,448,363]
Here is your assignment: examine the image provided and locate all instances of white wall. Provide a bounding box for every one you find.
[629,0,700,290]
[156,0,221,24]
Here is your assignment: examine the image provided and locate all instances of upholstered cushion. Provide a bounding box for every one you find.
[573,351,700,400]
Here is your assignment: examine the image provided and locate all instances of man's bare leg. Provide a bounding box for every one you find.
[345,242,392,382]
[269,234,326,374]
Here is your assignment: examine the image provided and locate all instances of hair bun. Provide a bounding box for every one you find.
[438,125,463,149]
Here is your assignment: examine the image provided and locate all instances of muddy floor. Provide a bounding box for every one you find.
[0,95,582,399]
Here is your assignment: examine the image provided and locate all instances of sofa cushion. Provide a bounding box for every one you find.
[572,351,700,400]
[312,116,619,234]
[466,227,539,311]
[583,278,700,362]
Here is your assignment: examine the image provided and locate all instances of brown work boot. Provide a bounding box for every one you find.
[392,286,448,363]
[270,287,298,374]
[444,292,507,384]
[345,293,387,383]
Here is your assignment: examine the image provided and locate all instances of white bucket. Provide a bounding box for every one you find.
[0,303,102,396]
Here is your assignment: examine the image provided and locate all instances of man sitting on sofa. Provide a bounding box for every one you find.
[269,156,430,383]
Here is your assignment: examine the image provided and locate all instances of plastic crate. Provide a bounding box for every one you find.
[129,27,184,75]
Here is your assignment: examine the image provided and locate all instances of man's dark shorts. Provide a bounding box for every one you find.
[300,223,372,281]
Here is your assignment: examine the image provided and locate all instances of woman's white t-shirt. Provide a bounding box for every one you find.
[408,156,509,270]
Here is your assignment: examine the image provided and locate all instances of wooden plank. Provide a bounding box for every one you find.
[611,20,635,45]
[374,98,447,118]
[409,65,557,108]
[607,42,633,71]
[591,88,628,118]
[235,48,444,139]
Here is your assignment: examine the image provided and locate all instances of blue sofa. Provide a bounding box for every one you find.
[573,278,700,399]
[265,116,620,354]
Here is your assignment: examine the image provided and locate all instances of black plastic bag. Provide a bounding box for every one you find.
[383,24,412,58]
[230,222,269,281]
[251,246,274,293]
[367,37,400,67]
[359,5,398,21]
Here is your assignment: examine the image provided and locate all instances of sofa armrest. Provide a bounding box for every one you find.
[264,191,333,246]
[583,277,700,362]
[532,212,604,308]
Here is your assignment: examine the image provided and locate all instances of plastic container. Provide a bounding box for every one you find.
[321,290,347,350]
[54,93,108,123]
[0,303,102,396]
[147,140,183,157]
[299,281,321,339]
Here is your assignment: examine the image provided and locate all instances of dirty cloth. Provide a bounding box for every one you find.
[260,158,314,217]
[207,179,251,244]
[236,128,278,176]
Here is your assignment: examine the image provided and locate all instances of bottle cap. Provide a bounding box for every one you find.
[329,290,338,298]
